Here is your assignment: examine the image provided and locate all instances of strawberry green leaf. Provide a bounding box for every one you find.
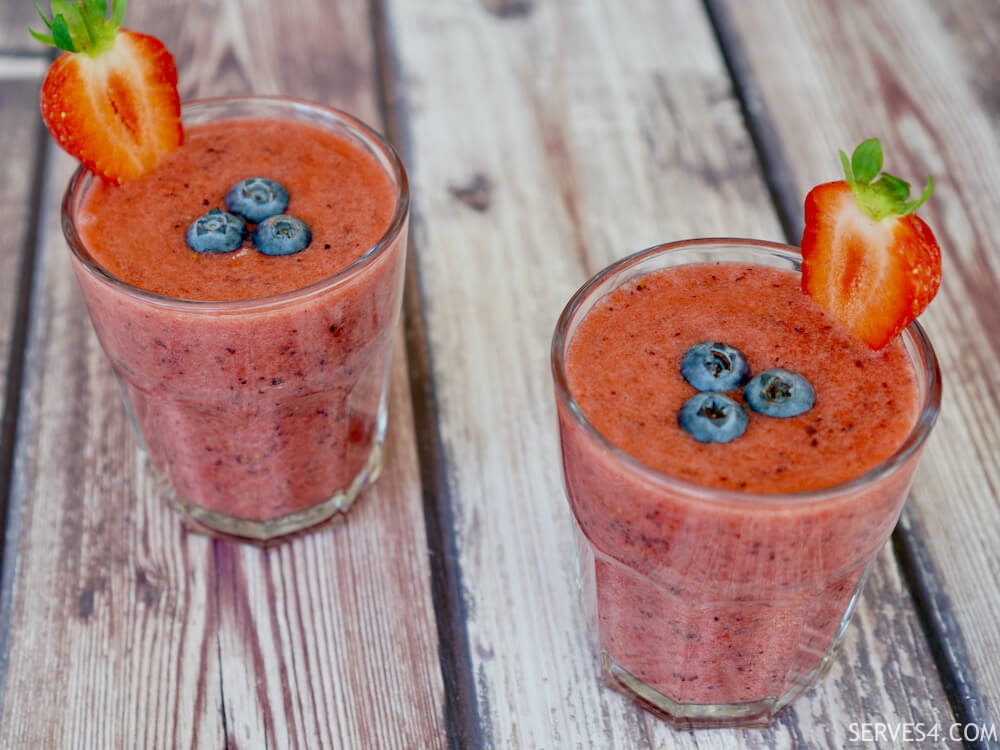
[851,139,882,184]
[874,174,911,202]
[899,175,934,215]
[28,2,63,48]
[29,0,123,55]
[51,0,85,39]
[27,28,53,47]
[84,0,108,17]
[839,149,854,186]
[50,14,76,50]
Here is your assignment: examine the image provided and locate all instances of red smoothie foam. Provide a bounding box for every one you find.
[65,101,408,537]
[76,118,395,300]
[555,245,936,724]
[566,263,919,493]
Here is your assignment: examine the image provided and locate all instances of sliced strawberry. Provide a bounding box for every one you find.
[801,139,942,350]
[32,0,182,183]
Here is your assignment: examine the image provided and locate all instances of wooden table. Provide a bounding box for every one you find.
[1,1,997,747]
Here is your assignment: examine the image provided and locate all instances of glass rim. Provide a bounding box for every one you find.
[550,236,942,507]
[61,94,410,311]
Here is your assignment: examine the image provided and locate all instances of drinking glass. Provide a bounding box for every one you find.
[551,238,940,728]
[62,97,409,541]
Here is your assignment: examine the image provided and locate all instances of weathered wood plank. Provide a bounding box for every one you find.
[0,5,41,54]
[719,0,1000,733]
[387,0,959,746]
[0,78,44,437]
[0,1,446,748]
[0,76,46,640]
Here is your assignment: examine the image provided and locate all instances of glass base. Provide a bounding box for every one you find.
[602,651,774,729]
[572,520,869,729]
[147,440,384,543]
[600,639,839,730]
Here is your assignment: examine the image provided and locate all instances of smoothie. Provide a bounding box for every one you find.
[63,97,409,539]
[552,240,939,728]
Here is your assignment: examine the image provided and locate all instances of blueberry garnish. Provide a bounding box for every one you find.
[225,177,290,223]
[681,342,751,392]
[678,392,748,443]
[252,214,312,256]
[744,369,815,418]
[185,208,247,253]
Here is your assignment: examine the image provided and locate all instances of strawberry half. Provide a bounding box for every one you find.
[801,139,942,350]
[31,0,183,183]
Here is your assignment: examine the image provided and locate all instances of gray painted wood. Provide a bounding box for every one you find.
[720,0,1000,734]
[0,5,43,54]
[387,0,963,746]
[1,0,996,747]
[0,78,44,421]
[0,2,446,748]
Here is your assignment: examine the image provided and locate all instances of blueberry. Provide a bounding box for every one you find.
[678,392,748,443]
[681,342,751,392]
[185,208,246,253]
[252,214,312,256]
[225,178,290,223]
[744,369,815,417]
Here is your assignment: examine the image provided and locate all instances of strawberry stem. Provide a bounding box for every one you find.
[839,138,933,221]
[29,0,124,55]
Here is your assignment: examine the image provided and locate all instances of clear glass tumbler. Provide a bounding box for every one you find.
[551,238,940,728]
[62,97,409,541]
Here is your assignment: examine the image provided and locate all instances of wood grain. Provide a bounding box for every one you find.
[719,0,1000,732]
[0,2,446,748]
[387,0,960,746]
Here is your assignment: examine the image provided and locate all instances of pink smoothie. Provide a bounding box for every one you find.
[65,102,407,536]
[557,255,932,721]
